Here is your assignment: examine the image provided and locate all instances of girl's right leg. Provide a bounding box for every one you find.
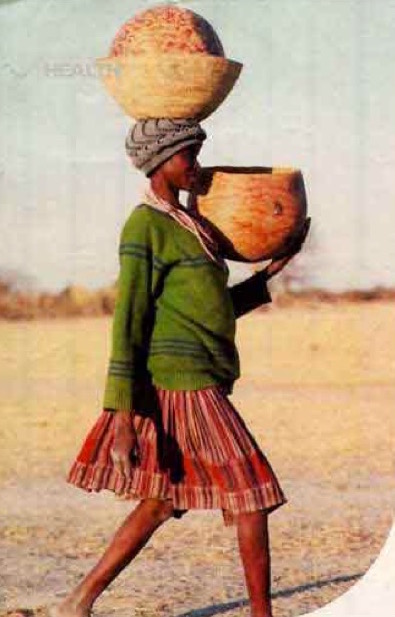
[54,498,176,617]
[237,510,273,617]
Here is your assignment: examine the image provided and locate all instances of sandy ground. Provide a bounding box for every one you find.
[0,301,394,617]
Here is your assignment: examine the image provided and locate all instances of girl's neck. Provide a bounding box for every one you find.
[150,176,180,208]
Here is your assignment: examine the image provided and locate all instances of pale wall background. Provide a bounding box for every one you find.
[1,0,395,292]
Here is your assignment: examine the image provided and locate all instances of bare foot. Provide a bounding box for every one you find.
[48,600,91,617]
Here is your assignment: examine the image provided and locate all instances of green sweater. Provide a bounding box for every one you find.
[103,204,272,411]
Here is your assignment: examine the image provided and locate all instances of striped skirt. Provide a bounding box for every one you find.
[67,383,287,526]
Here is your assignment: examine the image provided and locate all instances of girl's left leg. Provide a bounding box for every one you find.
[236,510,273,617]
[54,498,176,617]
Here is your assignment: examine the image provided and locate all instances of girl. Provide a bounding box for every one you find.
[54,118,309,617]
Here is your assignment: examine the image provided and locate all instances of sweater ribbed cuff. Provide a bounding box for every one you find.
[102,374,134,412]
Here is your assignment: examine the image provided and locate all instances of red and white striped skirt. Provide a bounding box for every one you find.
[67,384,286,526]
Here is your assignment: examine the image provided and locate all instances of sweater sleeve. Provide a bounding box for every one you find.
[102,208,159,412]
[228,270,272,319]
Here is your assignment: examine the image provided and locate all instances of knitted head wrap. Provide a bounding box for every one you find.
[125,118,207,176]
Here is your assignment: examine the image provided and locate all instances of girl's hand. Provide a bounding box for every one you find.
[264,217,311,280]
[110,410,139,478]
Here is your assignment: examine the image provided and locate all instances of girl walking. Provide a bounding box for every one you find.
[54,118,309,617]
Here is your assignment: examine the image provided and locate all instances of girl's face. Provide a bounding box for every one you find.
[159,143,202,191]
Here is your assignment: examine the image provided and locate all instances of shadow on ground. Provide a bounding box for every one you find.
[176,572,363,617]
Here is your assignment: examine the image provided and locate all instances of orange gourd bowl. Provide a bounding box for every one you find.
[189,166,308,262]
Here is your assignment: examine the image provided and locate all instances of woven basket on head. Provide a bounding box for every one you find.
[95,5,242,120]
[189,167,308,262]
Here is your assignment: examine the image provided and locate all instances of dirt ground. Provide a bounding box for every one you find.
[1,301,394,617]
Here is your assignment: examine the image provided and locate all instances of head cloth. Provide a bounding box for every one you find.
[125,118,207,176]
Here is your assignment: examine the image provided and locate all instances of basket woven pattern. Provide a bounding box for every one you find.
[96,54,242,121]
[110,6,224,57]
[192,168,307,261]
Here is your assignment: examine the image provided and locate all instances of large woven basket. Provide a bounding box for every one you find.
[189,167,308,261]
[95,53,242,120]
[96,5,242,120]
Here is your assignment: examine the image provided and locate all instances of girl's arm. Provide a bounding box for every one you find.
[229,218,311,318]
[103,207,156,413]
[104,208,164,477]
[228,270,272,319]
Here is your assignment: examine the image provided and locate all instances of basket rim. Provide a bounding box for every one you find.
[197,166,302,175]
[95,53,243,71]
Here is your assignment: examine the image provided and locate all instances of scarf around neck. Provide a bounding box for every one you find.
[143,188,227,270]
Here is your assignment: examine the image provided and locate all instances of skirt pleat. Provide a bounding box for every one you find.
[67,384,287,526]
